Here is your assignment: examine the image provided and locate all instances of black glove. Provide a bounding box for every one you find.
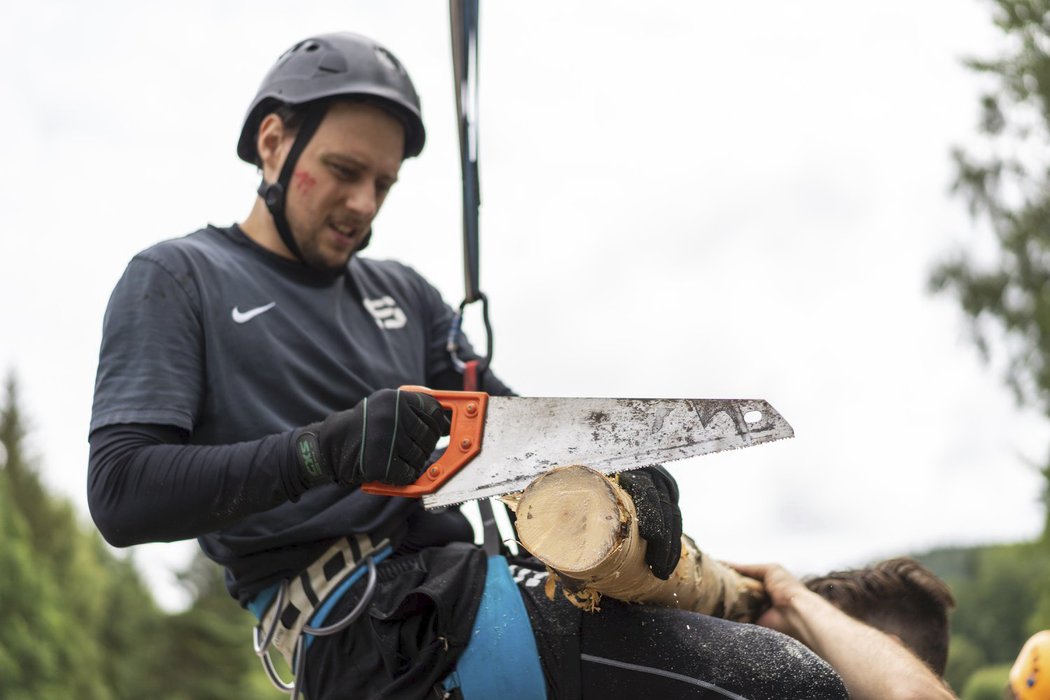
[292,388,451,490]
[619,466,683,580]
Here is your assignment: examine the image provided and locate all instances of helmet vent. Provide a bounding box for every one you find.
[373,47,404,75]
[317,52,348,74]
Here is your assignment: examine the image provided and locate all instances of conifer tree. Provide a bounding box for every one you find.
[0,374,108,698]
[0,372,280,698]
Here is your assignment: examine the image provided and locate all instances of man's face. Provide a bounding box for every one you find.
[267,101,404,271]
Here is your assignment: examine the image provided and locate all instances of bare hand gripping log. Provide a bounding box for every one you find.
[509,465,769,621]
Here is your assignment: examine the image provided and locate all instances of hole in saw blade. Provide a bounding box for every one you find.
[743,410,763,424]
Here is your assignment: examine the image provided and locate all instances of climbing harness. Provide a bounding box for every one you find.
[251,535,391,699]
[440,555,547,699]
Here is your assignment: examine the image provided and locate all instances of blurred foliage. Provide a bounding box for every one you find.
[931,2,1050,691]
[930,0,1050,536]
[920,542,1050,693]
[960,664,1012,700]
[0,374,283,700]
[946,635,988,692]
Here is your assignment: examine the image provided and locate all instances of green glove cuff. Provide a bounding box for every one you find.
[294,428,332,488]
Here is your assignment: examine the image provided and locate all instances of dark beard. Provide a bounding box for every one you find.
[300,243,353,276]
[297,227,372,275]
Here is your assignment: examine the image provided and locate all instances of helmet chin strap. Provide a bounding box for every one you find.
[257,102,328,266]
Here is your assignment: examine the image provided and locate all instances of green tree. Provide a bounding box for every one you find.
[0,466,68,700]
[930,0,1050,538]
[960,664,1012,700]
[931,4,1050,688]
[0,376,72,557]
[922,542,1050,693]
[153,551,286,700]
[93,550,167,698]
[0,372,279,698]
[944,634,986,694]
[0,374,110,699]
[947,543,1047,661]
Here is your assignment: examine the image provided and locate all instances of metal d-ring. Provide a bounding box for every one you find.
[289,556,379,699]
[446,293,492,374]
[302,555,379,636]
[252,554,380,696]
[253,583,296,693]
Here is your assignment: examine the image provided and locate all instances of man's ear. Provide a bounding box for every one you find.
[256,113,289,180]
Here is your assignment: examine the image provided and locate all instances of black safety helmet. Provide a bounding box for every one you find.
[238,32,425,163]
[239,33,425,267]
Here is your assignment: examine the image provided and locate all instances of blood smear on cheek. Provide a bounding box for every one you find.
[293,170,317,194]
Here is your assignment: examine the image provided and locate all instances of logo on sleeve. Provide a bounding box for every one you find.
[363,296,407,330]
[231,302,276,324]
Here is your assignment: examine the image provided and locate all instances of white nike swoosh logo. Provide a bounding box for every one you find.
[231,302,276,324]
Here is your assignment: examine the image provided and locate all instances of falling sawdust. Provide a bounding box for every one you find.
[544,567,603,612]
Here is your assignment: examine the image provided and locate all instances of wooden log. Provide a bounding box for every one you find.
[507,464,768,622]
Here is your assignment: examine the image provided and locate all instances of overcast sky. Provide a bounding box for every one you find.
[3,0,1047,610]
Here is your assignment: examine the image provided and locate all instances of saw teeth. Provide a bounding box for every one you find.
[420,435,794,511]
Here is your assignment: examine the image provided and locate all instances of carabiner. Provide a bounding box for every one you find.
[253,555,381,698]
[446,292,492,375]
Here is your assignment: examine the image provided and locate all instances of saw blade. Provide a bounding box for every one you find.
[422,396,793,509]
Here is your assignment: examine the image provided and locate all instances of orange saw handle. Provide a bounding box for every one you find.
[361,386,488,498]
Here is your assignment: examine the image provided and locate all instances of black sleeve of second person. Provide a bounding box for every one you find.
[88,423,308,547]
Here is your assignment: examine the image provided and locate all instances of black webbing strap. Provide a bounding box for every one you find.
[257,102,329,264]
[450,0,482,305]
[451,0,501,557]
[447,0,492,381]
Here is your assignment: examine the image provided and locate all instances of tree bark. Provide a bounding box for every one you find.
[508,464,768,622]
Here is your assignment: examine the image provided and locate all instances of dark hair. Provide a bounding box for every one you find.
[249,101,313,167]
[805,557,955,676]
[273,102,309,133]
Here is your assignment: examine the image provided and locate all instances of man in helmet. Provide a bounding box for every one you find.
[88,32,850,699]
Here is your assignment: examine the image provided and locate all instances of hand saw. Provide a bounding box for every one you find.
[362,386,794,509]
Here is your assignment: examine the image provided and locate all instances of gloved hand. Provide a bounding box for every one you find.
[292,388,451,489]
[618,466,683,580]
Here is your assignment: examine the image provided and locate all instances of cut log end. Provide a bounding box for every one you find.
[516,465,630,574]
[516,465,769,622]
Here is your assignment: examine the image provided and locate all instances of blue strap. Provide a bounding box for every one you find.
[248,585,278,621]
[304,546,392,649]
[246,546,393,635]
[443,555,546,699]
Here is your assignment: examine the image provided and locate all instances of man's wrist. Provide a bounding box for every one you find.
[775,586,826,644]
